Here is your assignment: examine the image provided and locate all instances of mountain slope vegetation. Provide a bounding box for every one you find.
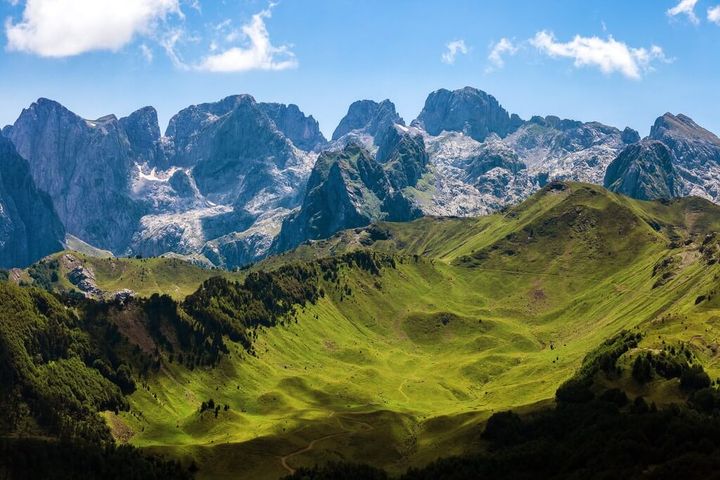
[6,182,720,479]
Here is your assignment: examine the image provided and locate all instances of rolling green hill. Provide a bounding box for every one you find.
[116,183,720,478]
[6,182,720,479]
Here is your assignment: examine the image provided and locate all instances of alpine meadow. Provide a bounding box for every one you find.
[2,1,720,479]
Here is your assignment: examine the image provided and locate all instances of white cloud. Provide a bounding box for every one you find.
[5,0,181,57]
[487,38,518,71]
[195,6,297,73]
[530,31,669,80]
[708,5,720,24]
[159,28,190,70]
[441,40,468,65]
[140,44,153,63]
[667,0,700,24]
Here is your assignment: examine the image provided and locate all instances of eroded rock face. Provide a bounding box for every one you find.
[258,103,327,151]
[647,113,720,201]
[186,95,310,205]
[7,98,145,252]
[412,87,522,142]
[332,99,404,146]
[6,95,319,268]
[272,143,421,253]
[0,135,65,268]
[604,141,683,200]
[377,125,429,190]
[119,106,164,167]
[504,116,636,185]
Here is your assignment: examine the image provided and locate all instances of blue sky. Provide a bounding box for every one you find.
[1,0,719,138]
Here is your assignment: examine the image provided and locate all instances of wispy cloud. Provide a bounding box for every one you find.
[5,0,181,57]
[194,5,297,73]
[667,0,700,24]
[486,38,518,72]
[441,40,468,65]
[708,5,720,24]
[159,28,189,70]
[530,31,669,80]
[140,43,153,63]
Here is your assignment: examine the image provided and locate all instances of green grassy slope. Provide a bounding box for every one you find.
[21,252,241,300]
[104,182,720,479]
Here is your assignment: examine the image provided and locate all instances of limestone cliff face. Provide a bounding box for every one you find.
[0,135,65,268]
[412,87,522,142]
[331,99,404,149]
[646,113,720,201]
[258,102,327,152]
[7,98,144,253]
[604,141,683,200]
[272,143,421,253]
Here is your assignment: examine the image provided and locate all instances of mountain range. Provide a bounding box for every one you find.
[2,86,720,269]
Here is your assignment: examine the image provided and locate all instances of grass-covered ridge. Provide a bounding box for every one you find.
[8,181,720,479]
[112,182,720,479]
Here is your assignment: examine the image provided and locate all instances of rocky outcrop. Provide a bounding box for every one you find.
[67,265,103,297]
[647,113,720,201]
[412,87,522,142]
[63,253,135,300]
[604,141,683,200]
[258,102,326,151]
[377,125,429,189]
[0,135,65,268]
[273,143,421,253]
[331,99,404,147]
[504,115,637,184]
[119,106,165,167]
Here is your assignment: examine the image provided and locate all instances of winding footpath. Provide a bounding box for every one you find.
[278,411,376,475]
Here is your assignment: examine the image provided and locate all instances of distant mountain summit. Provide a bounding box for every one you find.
[606,112,720,202]
[119,106,165,167]
[332,99,404,143]
[258,102,327,151]
[412,86,522,141]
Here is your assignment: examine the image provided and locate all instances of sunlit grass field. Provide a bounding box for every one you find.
[95,183,720,479]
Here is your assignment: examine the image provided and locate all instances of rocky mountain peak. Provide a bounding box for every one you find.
[621,127,641,144]
[272,141,420,254]
[164,94,259,167]
[18,97,84,130]
[331,99,404,143]
[258,102,327,151]
[604,140,683,201]
[650,113,720,145]
[7,97,143,252]
[119,106,163,166]
[412,86,521,142]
